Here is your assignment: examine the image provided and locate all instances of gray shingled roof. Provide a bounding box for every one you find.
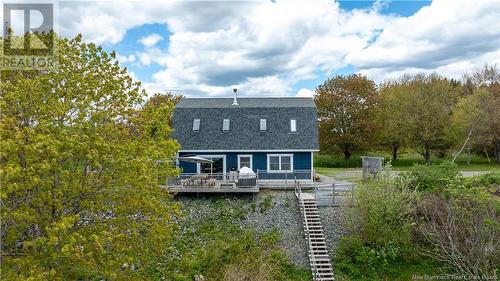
[172,97,319,151]
[176,97,316,108]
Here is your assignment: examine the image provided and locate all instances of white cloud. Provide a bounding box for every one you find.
[139,33,163,47]
[58,0,500,95]
[296,88,315,98]
[141,1,397,96]
[117,54,136,64]
[136,47,170,67]
[347,0,500,82]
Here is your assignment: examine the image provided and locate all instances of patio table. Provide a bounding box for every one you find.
[190,174,209,186]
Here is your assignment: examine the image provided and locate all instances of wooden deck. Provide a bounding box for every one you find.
[162,185,259,193]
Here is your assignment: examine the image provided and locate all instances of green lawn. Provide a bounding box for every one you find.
[315,167,360,178]
[393,164,500,172]
[315,151,499,173]
[315,165,500,181]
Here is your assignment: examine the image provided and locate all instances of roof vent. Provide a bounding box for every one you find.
[232,88,239,106]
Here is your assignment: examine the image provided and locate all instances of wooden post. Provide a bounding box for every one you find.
[332,182,336,207]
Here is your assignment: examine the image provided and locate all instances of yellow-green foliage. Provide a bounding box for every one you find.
[1,34,180,280]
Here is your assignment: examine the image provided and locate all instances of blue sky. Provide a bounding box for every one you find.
[339,0,431,16]
[57,0,499,97]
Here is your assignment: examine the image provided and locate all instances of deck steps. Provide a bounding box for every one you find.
[295,188,335,281]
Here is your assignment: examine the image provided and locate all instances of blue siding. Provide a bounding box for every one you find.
[178,151,312,179]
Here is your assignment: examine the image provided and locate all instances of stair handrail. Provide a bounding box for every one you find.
[296,178,322,281]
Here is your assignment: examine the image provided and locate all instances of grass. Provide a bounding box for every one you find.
[315,151,499,173]
[315,167,362,181]
[392,164,500,171]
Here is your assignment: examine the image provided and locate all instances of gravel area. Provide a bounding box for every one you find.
[174,190,349,269]
[174,191,309,267]
[244,190,309,267]
[318,206,349,256]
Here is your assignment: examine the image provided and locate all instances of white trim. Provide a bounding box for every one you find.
[179,149,319,152]
[195,154,226,175]
[267,154,293,173]
[311,153,314,180]
[237,154,253,171]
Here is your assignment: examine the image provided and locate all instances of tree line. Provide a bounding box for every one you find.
[314,66,500,164]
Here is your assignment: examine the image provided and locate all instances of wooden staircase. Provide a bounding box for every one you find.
[295,181,335,281]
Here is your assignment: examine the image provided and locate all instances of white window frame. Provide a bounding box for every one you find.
[193,119,200,131]
[237,154,253,171]
[260,119,267,131]
[267,154,293,173]
[222,119,230,131]
[290,119,297,132]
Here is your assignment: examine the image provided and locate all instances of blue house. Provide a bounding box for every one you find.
[172,96,319,181]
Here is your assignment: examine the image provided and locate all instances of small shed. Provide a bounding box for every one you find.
[361,156,384,179]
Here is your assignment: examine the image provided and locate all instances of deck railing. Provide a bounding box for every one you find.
[166,172,258,189]
[257,169,314,188]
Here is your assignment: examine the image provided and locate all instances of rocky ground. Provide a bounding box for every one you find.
[175,190,349,268]
[244,190,309,267]
[318,206,350,256]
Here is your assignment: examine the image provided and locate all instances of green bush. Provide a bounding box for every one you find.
[334,173,419,278]
[402,161,460,191]
[416,186,500,275]
[314,154,362,168]
[461,172,500,194]
[473,172,500,186]
[334,237,403,280]
[388,157,426,167]
[259,195,274,213]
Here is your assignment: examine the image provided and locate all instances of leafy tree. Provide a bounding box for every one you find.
[376,81,410,161]
[144,92,183,126]
[147,92,183,107]
[450,88,490,164]
[315,74,378,160]
[0,34,180,279]
[401,74,459,164]
[457,65,500,164]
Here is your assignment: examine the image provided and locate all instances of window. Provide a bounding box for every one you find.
[269,156,280,171]
[281,155,291,171]
[222,119,230,131]
[192,119,200,131]
[267,154,293,172]
[237,155,253,170]
[290,119,297,132]
[260,119,267,131]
